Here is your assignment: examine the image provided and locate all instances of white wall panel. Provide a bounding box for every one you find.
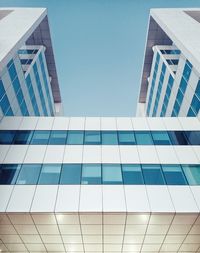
[19,117,38,130]
[190,186,200,211]
[131,117,149,130]
[31,185,58,212]
[55,186,80,212]
[7,186,36,212]
[43,145,65,163]
[24,145,46,163]
[101,117,117,130]
[52,117,69,130]
[68,117,85,130]
[85,117,100,130]
[82,146,101,163]
[137,146,159,164]
[0,117,22,130]
[125,186,150,212]
[119,146,140,163]
[116,118,133,130]
[79,186,102,212]
[3,145,28,164]
[35,117,54,130]
[0,186,14,212]
[101,146,120,163]
[63,146,83,163]
[0,145,10,163]
[174,146,199,164]
[147,118,166,130]
[155,146,179,164]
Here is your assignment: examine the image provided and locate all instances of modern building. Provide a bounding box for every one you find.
[137,8,200,117]
[0,7,200,253]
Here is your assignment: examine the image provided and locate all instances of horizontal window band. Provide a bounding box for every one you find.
[0,130,199,145]
[0,163,199,186]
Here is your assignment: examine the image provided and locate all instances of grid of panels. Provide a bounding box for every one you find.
[0,213,200,252]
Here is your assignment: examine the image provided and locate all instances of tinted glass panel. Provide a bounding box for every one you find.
[81,164,101,184]
[84,131,101,144]
[102,164,122,184]
[142,164,165,185]
[184,131,200,145]
[13,130,33,144]
[152,131,171,145]
[182,165,200,185]
[31,131,50,145]
[38,164,61,184]
[0,164,21,184]
[135,131,153,145]
[162,165,187,185]
[0,130,16,144]
[60,164,81,184]
[67,131,84,145]
[118,131,136,145]
[122,164,143,184]
[16,164,41,184]
[102,131,118,145]
[168,131,188,145]
[49,131,67,145]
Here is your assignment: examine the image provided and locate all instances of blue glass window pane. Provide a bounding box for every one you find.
[135,131,153,145]
[162,165,187,185]
[190,95,200,115]
[187,108,196,117]
[84,131,101,144]
[182,165,200,185]
[0,164,21,184]
[118,131,136,145]
[7,60,17,82]
[81,164,101,184]
[38,164,61,184]
[168,131,188,145]
[13,131,33,144]
[67,131,84,145]
[102,131,118,145]
[16,164,41,184]
[31,131,50,144]
[102,164,122,184]
[142,164,165,185]
[60,164,81,184]
[184,131,200,145]
[0,130,16,144]
[151,131,171,145]
[49,131,67,145]
[122,164,143,184]
[183,61,192,81]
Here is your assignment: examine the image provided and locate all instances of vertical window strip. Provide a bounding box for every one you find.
[0,79,14,116]
[160,75,174,116]
[187,80,200,117]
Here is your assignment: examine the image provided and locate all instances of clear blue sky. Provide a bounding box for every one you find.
[1,0,200,116]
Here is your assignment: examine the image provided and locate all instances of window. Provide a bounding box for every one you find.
[122,164,143,184]
[184,131,200,145]
[60,164,81,184]
[183,60,192,81]
[102,164,122,184]
[49,131,67,145]
[66,131,84,145]
[16,164,41,184]
[84,131,101,144]
[31,130,50,144]
[152,131,171,145]
[182,165,200,185]
[38,164,61,184]
[162,165,187,185]
[81,164,101,184]
[118,131,136,145]
[142,164,165,185]
[0,164,21,184]
[168,131,188,145]
[102,131,118,145]
[0,130,16,144]
[13,130,33,144]
[135,131,153,145]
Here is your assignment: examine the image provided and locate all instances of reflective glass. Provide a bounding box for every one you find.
[31,130,50,144]
[0,164,21,184]
[60,164,81,184]
[152,131,171,145]
[16,164,41,184]
[0,130,16,144]
[162,165,187,185]
[184,131,200,145]
[67,131,84,145]
[142,164,165,185]
[49,131,67,145]
[38,164,61,184]
[135,131,153,145]
[84,131,101,144]
[122,164,143,184]
[102,164,122,184]
[168,131,188,145]
[182,165,200,185]
[81,164,101,184]
[118,131,136,145]
[102,131,118,145]
[13,130,33,144]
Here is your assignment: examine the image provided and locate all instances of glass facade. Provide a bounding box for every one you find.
[0,130,199,145]
[0,163,199,185]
